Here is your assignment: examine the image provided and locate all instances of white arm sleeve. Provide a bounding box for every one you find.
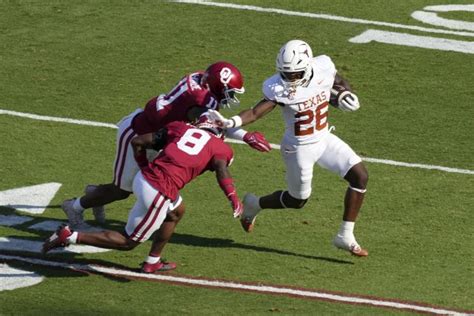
[225,127,247,140]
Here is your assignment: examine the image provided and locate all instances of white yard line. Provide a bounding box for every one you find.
[169,0,474,38]
[0,254,470,315]
[2,108,473,175]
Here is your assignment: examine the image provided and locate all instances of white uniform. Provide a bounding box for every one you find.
[263,55,362,200]
[125,172,171,243]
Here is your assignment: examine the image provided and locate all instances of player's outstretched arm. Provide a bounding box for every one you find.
[212,158,243,218]
[208,98,276,129]
[237,98,277,126]
[330,73,360,112]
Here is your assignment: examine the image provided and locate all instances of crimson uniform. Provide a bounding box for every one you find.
[114,72,220,192]
[125,121,233,242]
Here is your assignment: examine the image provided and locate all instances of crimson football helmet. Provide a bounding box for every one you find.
[195,113,224,138]
[202,61,245,108]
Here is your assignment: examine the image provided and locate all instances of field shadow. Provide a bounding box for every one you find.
[170,233,353,265]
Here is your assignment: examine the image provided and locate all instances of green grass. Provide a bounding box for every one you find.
[1,1,473,314]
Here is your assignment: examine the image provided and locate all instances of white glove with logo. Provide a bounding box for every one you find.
[207,109,242,128]
[338,91,360,112]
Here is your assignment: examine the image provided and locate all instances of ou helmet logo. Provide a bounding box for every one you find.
[219,67,234,84]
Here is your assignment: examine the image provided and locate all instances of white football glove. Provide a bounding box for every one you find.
[207,109,242,128]
[338,91,360,112]
[207,109,233,128]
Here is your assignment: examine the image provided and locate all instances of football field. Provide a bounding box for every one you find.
[1,1,473,315]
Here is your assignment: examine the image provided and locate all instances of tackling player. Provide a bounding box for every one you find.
[43,114,243,272]
[209,40,369,257]
[62,61,270,232]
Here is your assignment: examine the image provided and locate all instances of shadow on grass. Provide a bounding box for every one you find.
[169,233,353,265]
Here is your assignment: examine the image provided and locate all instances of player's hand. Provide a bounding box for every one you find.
[338,91,360,112]
[229,194,243,218]
[243,132,272,152]
[208,109,234,128]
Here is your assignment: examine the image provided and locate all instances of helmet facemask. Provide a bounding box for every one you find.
[279,67,312,91]
[221,85,245,109]
[195,114,225,139]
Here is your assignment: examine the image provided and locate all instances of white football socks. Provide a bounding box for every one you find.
[146,255,161,264]
[338,221,355,239]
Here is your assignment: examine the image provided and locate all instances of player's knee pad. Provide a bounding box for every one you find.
[281,191,308,209]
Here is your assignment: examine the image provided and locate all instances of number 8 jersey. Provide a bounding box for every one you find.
[141,121,234,201]
[263,55,336,145]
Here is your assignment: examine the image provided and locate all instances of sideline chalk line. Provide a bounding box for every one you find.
[169,0,474,38]
[1,108,472,175]
[0,254,471,316]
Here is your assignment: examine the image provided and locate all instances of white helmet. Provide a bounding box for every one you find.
[276,40,313,89]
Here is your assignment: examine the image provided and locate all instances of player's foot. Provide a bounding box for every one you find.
[333,234,368,257]
[42,224,73,254]
[62,198,84,229]
[141,260,177,273]
[240,193,261,233]
[85,185,106,224]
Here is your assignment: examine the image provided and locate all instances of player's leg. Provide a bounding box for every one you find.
[62,110,140,227]
[44,171,170,254]
[73,230,140,250]
[240,143,317,232]
[343,162,368,222]
[317,133,368,256]
[78,184,131,210]
[141,198,185,273]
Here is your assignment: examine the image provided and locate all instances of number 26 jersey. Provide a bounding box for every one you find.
[263,55,337,145]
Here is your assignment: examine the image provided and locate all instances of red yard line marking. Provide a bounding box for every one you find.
[1,254,471,315]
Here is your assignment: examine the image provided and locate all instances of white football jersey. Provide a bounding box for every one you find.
[263,55,336,145]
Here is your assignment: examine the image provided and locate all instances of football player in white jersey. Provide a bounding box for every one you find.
[209,40,369,256]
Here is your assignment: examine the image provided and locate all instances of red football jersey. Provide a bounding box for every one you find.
[131,72,219,135]
[141,121,233,200]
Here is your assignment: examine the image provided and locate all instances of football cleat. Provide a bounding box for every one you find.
[85,185,106,224]
[62,198,85,229]
[141,260,177,273]
[333,234,368,257]
[240,193,261,233]
[42,224,73,254]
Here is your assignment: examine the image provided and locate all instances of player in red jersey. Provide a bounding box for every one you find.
[62,61,270,232]
[43,115,243,271]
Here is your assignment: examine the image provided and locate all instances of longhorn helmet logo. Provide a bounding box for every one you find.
[219,67,234,85]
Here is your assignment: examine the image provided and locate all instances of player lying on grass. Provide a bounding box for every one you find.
[209,40,369,257]
[43,114,243,272]
[62,61,270,231]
